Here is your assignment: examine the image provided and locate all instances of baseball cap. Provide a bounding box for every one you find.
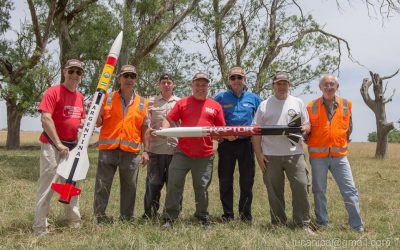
[272,71,290,83]
[229,66,245,77]
[118,65,137,77]
[192,72,210,83]
[159,73,174,82]
[64,59,84,70]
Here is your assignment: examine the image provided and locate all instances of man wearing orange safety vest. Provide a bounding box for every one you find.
[307,74,364,232]
[94,65,149,224]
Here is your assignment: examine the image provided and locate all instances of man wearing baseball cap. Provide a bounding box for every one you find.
[94,65,150,224]
[160,72,230,229]
[214,66,261,222]
[34,59,85,236]
[142,73,180,219]
[252,71,314,234]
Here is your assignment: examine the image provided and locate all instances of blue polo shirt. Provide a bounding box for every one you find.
[214,89,261,127]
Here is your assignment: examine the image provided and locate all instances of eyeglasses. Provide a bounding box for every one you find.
[230,75,244,81]
[123,73,136,79]
[67,69,83,76]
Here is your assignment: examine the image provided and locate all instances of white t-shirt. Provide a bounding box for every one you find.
[253,95,309,156]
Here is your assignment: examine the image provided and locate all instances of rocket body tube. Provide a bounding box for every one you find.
[51,31,123,204]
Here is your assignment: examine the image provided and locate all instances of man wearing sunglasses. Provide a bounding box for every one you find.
[214,67,261,223]
[94,65,150,224]
[34,59,85,237]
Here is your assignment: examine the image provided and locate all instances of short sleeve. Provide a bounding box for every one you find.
[167,100,181,122]
[38,88,57,114]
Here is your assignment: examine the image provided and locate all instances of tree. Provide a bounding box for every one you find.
[52,0,98,71]
[191,0,351,97]
[361,70,398,158]
[112,0,200,68]
[0,0,56,149]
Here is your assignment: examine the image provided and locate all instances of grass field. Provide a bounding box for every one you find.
[0,132,399,249]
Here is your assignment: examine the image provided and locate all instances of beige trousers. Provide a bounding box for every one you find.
[33,143,81,234]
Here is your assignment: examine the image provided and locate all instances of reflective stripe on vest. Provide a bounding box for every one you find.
[99,138,140,149]
[121,139,140,148]
[311,99,318,115]
[308,147,329,153]
[342,98,348,116]
[107,92,113,106]
[309,147,347,153]
[332,147,347,152]
[139,96,145,112]
[98,138,119,145]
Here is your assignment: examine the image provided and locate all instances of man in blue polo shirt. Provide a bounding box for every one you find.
[214,66,261,222]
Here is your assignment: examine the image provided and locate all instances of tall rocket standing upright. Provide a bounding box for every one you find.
[51,31,123,204]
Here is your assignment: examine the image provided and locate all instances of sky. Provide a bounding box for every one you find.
[1,0,400,141]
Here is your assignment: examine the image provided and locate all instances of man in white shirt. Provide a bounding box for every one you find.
[252,71,313,233]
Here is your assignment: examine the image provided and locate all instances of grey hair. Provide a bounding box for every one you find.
[319,74,339,86]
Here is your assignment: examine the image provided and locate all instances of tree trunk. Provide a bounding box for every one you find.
[6,101,22,149]
[360,70,398,159]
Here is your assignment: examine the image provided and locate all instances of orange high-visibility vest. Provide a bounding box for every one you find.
[307,96,351,158]
[98,91,149,153]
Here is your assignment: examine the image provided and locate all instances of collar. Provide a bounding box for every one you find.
[155,94,179,102]
[321,96,338,106]
[228,88,247,98]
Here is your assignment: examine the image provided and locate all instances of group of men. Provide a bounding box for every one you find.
[33,58,364,236]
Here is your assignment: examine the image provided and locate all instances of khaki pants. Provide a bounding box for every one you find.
[263,154,310,226]
[33,143,81,234]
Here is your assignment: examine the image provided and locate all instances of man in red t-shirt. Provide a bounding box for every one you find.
[160,72,229,229]
[33,59,86,237]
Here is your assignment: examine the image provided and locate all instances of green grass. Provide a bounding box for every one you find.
[0,143,399,249]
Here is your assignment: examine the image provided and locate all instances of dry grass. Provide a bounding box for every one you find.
[0,132,399,249]
[0,131,99,148]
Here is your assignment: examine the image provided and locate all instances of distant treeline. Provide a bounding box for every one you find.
[368,129,400,143]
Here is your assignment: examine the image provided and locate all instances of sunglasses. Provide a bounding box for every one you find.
[123,73,136,79]
[67,69,83,76]
[230,75,244,81]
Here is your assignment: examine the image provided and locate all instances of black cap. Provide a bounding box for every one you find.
[159,73,174,82]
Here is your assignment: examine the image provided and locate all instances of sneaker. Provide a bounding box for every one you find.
[160,221,173,230]
[303,226,317,236]
[97,215,114,225]
[351,226,364,233]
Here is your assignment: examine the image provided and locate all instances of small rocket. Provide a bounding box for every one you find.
[154,115,303,145]
[51,31,123,204]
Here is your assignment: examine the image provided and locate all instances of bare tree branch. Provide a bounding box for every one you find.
[381,68,400,80]
[360,78,375,111]
[66,0,98,22]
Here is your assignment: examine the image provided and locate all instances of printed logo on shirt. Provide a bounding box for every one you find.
[63,105,82,118]
[242,102,254,107]
[287,108,297,117]
[205,107,215,114]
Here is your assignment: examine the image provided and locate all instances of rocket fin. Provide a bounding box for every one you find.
[56,147,90,181]
[72,148,90,181]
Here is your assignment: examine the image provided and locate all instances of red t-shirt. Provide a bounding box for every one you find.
[167,96,226,157]
[38,84,85,143]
